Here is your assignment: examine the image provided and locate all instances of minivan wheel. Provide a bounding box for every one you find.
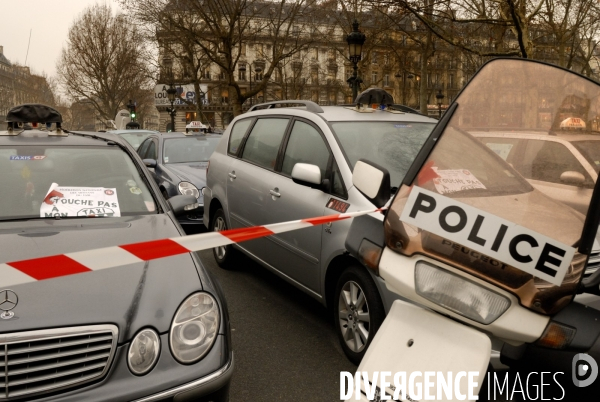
[212,208,235,269]
[334,265,385,365]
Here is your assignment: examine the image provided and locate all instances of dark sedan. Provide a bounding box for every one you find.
[137,132,221,233]
[0,104,233,402]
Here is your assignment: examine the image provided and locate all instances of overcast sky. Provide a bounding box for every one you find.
[0,0,122,77]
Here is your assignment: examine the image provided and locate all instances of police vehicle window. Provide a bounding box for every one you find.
[146,141,157,160]
[521,140,592,187]
[137,139,151,158]
[228,118,253,156]
[163,137,220,163]
[1,146,157,220]
[281,121,330,179]
[331,122,434,187]
[572,140,600,174]
[241,118,289,170]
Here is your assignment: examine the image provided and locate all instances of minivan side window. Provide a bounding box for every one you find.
[241,118,289,170]
[281,120,330,180]
[228,119,253,155]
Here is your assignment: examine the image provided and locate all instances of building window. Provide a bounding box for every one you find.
[383,74,389,87]
[201,68,211,80]
[293,25,300,35]
[384,53,389,65]
[372,51,378,64]
[241,43,247,56]
[311,48,318,61]
[311,67,319,85]
[372,72,378,84]
[238,64,246,81]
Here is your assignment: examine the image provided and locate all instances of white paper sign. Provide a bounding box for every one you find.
[432,169,486,195]
[484,142,514,161]
[400,187,575,286]
[40,183,121,218]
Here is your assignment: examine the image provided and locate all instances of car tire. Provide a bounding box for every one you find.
[212,208,236,269]
[334,265,385,365]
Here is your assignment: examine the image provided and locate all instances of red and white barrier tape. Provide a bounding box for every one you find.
[0,208,385,287]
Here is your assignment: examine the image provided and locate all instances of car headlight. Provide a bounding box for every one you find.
[415,261,510,324]
[178,181,200,199]
[170,292,220,364]
[128,328,160,375]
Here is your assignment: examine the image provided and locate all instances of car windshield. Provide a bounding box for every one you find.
[163,137,220,164]
[572,140,600,173]
[0,146,157,220]
[331,121,435,187]
[117,132,154,150]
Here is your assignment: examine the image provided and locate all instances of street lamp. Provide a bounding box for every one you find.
[436,89,445,119]
[166,85,177,132]
[238,64,262,106]
[346,19,366,103]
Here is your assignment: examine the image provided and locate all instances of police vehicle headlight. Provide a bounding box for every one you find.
[178,181,200,199]
[415,261,510,324]
[128,328,160,375]
[170,293,220,364]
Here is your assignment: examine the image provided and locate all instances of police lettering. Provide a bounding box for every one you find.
[408,191,564,278]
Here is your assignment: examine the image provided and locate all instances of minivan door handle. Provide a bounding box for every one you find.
[228,171,236,180]
[269,188,281,198]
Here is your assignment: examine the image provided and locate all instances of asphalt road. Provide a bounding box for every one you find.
[198,249,357,402]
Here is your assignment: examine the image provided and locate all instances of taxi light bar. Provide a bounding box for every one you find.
[415,261,510,324]
[536,322,576,349]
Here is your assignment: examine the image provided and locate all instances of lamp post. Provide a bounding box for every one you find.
[238,64,263,106]
[346,20,366,103]
[166,84,177,132]
[436,89,444,119]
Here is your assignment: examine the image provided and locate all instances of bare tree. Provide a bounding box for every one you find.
[120,0,318,116]
[56,4,151,121]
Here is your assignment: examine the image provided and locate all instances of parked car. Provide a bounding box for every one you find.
[203,97,437,363]
[473,131,600,278]
[0,104,233,401]
[137,131,221,232]
[109,129,158,150]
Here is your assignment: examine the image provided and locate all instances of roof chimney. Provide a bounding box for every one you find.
[0,46,3,55]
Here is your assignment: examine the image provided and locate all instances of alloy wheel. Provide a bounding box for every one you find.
[213,216,227,260]
[338,280,370,353]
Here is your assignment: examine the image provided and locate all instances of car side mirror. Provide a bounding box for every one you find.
[143,159,157,168]
[168,195,199,216]
[353,159,391,208]
[560,171,585,185]
[291,163,321,186]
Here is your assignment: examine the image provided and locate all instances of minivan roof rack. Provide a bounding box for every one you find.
[248,100,324,113]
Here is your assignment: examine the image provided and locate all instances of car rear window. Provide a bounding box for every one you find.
[0,146,157,220]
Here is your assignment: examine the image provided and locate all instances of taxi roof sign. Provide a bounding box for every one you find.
[560,117,586,130]
[6,104,62,123]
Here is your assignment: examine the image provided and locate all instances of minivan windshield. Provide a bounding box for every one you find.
[331,122,435,187]
[0,146,156,220]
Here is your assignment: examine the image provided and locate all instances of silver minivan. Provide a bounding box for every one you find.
[203,99,437,362]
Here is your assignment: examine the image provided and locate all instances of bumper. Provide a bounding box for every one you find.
[132,353,234,402]
[37,333,233,402]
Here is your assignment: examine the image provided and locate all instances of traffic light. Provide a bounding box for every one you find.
[131,105,137,120]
